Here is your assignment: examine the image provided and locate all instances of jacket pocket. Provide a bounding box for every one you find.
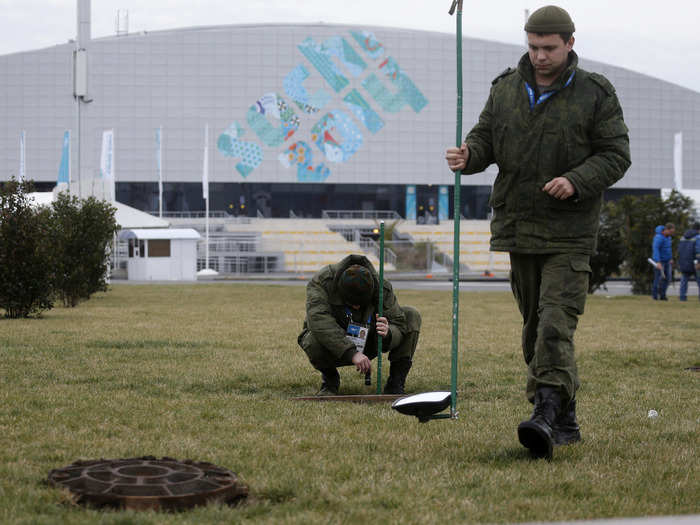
[545,194,595,211]
[488,172,507,208]
[492,123,510,164]
[488,169,518,210]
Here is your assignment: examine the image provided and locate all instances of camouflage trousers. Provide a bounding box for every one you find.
[299,306,421,370]
[509,253,591,405]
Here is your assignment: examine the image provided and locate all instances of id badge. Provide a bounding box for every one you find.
[347,321,369,354]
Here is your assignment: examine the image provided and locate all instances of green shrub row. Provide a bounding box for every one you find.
[0,179,119,318]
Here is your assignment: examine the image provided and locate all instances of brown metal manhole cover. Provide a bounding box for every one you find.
[47,456,248,511]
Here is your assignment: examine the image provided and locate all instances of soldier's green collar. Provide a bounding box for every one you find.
[517,50,579,93]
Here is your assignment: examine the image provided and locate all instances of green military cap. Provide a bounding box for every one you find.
[524,5,575,33]
[339,264,374,306]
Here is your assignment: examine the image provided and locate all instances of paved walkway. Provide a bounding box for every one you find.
[519,516,699,525]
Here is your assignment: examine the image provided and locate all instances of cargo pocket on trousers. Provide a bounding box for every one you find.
[565,255,591,315]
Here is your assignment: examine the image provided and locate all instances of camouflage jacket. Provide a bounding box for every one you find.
[464,51,631,254]
[299,254,407,359]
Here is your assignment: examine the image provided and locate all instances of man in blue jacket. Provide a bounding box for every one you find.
[651,223,675,300]
[678,223,700,301]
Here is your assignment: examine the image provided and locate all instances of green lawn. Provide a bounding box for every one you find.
[1,283,698,524]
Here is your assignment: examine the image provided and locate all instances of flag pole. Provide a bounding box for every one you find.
[203,124,210,270]
[19,130,26,182]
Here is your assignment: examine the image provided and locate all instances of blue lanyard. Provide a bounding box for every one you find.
[525,70,575,109]
[345,307,373,325]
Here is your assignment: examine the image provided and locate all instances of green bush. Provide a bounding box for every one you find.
[0,179,55,318]
[589,200,627,293]
[50,193,118,307]
[587,191,695,294]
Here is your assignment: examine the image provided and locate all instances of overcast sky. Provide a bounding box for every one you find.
[1,0,699,92]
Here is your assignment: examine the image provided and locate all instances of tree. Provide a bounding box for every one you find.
[0,179,55,318]
[589,200,627,293]
[618,190,694,295]
[51,193,118,307]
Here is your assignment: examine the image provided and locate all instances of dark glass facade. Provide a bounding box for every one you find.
[115,181,661,220]
[116,182,495,220]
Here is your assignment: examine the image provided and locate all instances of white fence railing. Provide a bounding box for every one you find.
[322,210,402,220]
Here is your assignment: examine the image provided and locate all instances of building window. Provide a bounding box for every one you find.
[139,239,146,258]
[148,239,171,257]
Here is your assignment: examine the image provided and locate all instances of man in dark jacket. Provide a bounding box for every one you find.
[678,223,700,301]
[298,254,421,395]
[445,5,631,458]
[651,223,675,301]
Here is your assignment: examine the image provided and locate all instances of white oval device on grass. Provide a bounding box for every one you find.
[391,392,452,422]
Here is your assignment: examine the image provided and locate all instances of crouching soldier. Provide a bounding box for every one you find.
[298,254,421,395]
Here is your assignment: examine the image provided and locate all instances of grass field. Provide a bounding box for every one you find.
[1,283,698,524]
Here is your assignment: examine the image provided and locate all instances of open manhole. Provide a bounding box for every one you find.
[47,456,248,511]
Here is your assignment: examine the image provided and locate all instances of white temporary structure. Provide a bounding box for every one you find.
[119,228,201,281]
[26,192,169,230]
[113,201,168,229]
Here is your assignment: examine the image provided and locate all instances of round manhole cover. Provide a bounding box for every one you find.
[47,456,248,511]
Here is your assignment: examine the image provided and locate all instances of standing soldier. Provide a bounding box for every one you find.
[445,5,631,458]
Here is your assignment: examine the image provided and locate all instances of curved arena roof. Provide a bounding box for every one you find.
[0,23,698,191]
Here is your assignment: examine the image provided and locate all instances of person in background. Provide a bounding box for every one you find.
[678,222,700,301]
[298,254,421,396]
[651,223,675,301]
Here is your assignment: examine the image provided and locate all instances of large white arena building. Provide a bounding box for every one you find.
[2,21,699,223]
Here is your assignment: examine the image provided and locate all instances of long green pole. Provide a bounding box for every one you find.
[450,0,464,419]
[376,220,385,394]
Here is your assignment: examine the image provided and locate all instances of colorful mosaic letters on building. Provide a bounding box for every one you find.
[218,29,428,182]
[283,65,331,114]
[343,89,384,134]
[311,111,363,163]
[278,141,330,182]
[217,122,263,178]
[362,58,429,113]
[246,93,300,147]
[350,30,384,60]
[297,37,351,93]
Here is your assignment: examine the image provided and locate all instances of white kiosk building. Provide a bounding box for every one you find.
[119,228,201,281]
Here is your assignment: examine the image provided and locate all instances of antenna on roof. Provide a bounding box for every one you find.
[116,9,129,36]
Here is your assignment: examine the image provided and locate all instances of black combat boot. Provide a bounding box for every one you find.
[552,399,581,446]
[517,386,561,459]
[316,368,340,396]
[383,358,412,395]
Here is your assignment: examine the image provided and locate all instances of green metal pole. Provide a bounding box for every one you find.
[376,221,385,394]
[450,0,464,419]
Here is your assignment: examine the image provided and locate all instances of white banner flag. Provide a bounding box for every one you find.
[19,130,26,182]
[100,129,115,201]
[202,124,209,200]
[673,132,683,191]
